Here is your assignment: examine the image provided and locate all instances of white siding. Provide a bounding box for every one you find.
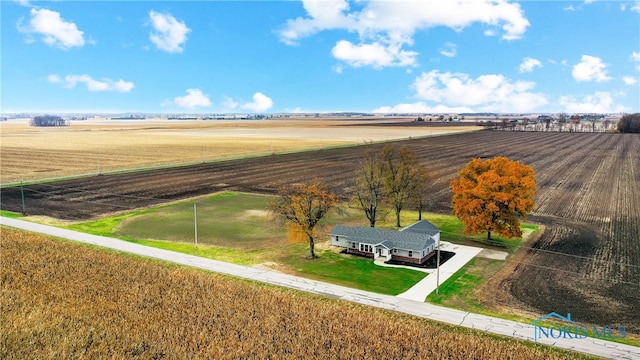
[331,235,348,248]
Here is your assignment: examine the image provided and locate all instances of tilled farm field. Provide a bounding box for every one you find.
[2,130,639,332]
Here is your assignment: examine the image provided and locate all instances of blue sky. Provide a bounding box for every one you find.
[1,0,639,114]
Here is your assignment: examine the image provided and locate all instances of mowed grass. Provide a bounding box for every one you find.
[115,192,286,249]
[280,247,423,295]
[66,192,536,295]
[69,192,426,295]
[1,227,595,360]
[427,257,503,310]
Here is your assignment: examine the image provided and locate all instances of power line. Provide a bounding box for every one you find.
[436,229,640,269]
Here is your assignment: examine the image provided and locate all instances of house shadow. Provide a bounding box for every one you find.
[385,250,456,269]
[339,249,456,269]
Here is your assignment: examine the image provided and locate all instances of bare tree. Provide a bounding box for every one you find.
[352,148,387,227]
[557,113,567,132]
[411,166,432,221]
[382,145,418,228]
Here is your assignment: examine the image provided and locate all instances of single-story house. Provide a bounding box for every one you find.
[330,220,440,264]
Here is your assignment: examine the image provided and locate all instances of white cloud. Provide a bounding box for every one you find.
[584,0,596,3]
[278,0,529,69]
[148,11,190,53]
[409,70,548,113]
[48,74,134,92]
[572,55,611,82]
[439,42,457,58]
[241,92,273,112]
[373,102,473,114]
[332,64,343,74]
[519,57,542,73]
[563,5,576,11]
[220,96,239,111]
[559,92,627,113]
[623,76,638,85]
[331,40,417,68]
[632,51,640,70]
[174,89,211,108]
[19,8,85,50]
[621,1,640,12]
[279,0,355,46]
[285,107,305,113]
[47,74,61,83]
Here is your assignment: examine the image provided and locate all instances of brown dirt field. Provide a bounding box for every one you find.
[1,130,639,334]
[0,117,477,183]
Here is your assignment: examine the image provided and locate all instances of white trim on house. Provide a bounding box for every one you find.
[330,220,441,264]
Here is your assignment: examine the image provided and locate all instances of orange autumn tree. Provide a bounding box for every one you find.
[269,179,338,258]
[451,156,536,240]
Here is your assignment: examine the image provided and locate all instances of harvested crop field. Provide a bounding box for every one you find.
[0,117,477,183]
[2,130,638,333]
[0,227,594,359]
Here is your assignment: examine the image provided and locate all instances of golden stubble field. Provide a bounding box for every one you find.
[0,227,593,359]
[0,117,478,183]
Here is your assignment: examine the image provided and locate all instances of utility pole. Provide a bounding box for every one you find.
[20,181,26,215]
[436,235,441,294]
[194,203,198,248]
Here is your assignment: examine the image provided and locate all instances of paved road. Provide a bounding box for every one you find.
[2,216,639,360]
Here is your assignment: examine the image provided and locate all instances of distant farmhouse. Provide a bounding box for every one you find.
[330,220,440,264]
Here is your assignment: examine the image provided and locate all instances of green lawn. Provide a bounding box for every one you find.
[63,192,538,297]
[281,246,426,295]
[66,192,426,295]
[426,257,502,310]
[113,192,289,249]
[0,210,22,218]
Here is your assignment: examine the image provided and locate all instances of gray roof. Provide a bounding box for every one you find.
[400,220,440,237]
[331,224,435,252]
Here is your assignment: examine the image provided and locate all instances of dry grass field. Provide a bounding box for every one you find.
[0,117,478,183]
[0,227,593,360]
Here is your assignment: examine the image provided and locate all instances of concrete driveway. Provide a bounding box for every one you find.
[378,241,484,301]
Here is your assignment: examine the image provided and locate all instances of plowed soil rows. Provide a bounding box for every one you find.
[2,130,639,332]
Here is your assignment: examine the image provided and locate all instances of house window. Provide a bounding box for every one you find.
[408,251,413,257]
[352,243,356,249]
[393,249,397,253]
